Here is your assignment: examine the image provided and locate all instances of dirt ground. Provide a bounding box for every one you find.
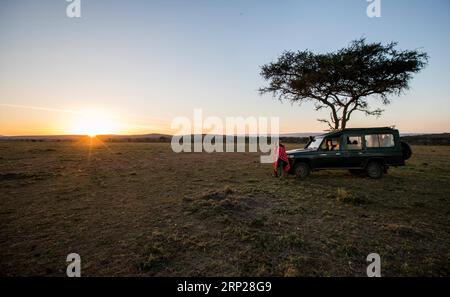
[0,140,449,276]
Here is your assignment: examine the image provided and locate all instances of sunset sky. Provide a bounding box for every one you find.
[1,0,449,136]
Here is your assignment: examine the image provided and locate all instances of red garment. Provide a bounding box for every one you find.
[273,145,290,175]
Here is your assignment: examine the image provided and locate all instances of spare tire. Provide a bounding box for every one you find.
[401,142,412,160]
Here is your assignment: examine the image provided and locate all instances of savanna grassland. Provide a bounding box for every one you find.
[0,141,449,276]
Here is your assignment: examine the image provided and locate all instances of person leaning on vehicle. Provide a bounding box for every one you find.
[274,143,290,177]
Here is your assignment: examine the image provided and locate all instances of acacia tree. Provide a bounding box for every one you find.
[259,39,428,130]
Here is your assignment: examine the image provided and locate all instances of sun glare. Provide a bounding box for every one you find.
[70,110,116,137]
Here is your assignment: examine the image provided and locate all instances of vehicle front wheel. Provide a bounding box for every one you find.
[294,162,310,179]
[366,161,384,179]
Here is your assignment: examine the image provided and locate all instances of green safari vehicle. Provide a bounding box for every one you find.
[286,127,412,179]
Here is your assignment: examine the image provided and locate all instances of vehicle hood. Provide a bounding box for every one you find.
[286,149,316,155]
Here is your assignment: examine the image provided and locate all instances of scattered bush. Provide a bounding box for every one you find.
[334,187,369,205]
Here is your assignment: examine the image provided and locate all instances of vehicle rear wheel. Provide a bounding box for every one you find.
[294,162,310,179]
[366,161,384,179]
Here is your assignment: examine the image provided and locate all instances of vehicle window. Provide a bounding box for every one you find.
[320,137,340,151]
[365,134,380,148]
[379,134,395,147]
[346,136,362,150]
[365,134,395,148]
[306,137,323,150]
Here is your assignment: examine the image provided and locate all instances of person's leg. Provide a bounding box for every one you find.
[277,159,284,178]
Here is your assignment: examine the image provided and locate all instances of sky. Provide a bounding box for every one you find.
[0,0,449,136]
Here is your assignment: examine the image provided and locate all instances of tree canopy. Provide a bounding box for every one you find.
[259,38,428,130]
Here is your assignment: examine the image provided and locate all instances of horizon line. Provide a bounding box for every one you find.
[1,131,448,138]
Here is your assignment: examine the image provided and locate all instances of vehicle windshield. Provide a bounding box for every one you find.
[305,137,323,150]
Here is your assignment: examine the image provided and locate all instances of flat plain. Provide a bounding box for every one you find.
[0,141,449,276]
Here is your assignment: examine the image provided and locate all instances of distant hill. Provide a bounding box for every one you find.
[99,134,171,142]
[401,133,450,145]
[0,133,171,142]
[279,132,322,137]
[0,135,84,142]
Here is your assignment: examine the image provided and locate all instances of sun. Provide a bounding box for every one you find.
[70,110,116,137]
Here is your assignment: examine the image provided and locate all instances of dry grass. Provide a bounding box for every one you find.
[0,141,449,276]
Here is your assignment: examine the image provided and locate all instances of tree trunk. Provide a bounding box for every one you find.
[341,118,347,129]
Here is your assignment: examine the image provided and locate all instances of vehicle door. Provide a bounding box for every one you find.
[342,134,364,168]
[363,133,399,165]
[314,136,343,168]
